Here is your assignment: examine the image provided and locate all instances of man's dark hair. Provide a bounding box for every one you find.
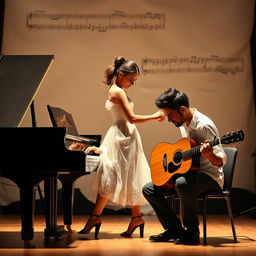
[155,88,189,110]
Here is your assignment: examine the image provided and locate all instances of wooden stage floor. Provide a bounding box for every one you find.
[0,214,255,256]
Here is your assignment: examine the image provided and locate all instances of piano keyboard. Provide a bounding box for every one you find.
[86,154,100,172]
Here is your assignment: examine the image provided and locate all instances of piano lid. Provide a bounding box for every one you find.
[0,55,54,127]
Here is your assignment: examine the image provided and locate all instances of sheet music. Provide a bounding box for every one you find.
[26,10,165,32]
[141,55,244,75]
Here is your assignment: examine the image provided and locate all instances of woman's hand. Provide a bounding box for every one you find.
[84,146,103,154]
[69,143,103,154]
[68,142,86,151]
[153,111,165,122]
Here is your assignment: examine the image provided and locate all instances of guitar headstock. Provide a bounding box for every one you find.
[221,130,245,145]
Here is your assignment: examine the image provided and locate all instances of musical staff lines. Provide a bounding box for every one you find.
[26,10,165,32]
[141,55,244,75]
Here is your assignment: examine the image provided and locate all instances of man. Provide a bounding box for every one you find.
[142,88,226,245]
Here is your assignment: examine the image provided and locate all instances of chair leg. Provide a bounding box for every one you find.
[179,200,183,220]
[203,198,207,245]
[171,195,175,210]
[226,197,237,243]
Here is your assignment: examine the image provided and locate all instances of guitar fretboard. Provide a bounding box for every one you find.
[181,139,220,159]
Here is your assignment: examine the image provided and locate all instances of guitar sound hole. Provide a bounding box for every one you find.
[173,151,182,164]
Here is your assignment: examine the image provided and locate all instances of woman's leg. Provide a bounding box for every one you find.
[131,205,141,217]
[78,194,108,238]
[91,194,109,215]
[120,205,145,237]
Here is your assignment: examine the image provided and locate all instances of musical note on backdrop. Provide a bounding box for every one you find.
[141,55,244,75]
[26,10,165,32]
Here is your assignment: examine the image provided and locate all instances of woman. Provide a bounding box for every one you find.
[79,56,164,239]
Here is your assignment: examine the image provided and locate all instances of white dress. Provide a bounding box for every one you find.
[86,99,151,208]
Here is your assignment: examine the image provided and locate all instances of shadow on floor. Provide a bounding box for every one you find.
[0,231,255,249]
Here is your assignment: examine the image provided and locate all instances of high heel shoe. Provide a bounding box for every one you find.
[78,214,102,239]
[120,216,145,238]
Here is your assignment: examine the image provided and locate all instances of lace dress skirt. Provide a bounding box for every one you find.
[85,117,151,208]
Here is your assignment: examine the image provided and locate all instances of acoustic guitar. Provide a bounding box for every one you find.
[150,130,244,188]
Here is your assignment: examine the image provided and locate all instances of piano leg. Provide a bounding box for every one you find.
[61,181,74,227]
[14,175,47,248]
[44,176,66,239]
[58,173,87,231]
[20,184,36,247]
[43,173,88,235]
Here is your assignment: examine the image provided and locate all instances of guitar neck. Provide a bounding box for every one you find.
[182,139,219,159]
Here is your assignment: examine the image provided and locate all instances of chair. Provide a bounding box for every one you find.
[171,147,238,245]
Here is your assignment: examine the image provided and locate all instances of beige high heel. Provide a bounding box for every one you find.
[120,216,145,238]
[78,214,102,239]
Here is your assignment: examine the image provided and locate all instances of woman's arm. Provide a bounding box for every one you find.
[109,87,164,124]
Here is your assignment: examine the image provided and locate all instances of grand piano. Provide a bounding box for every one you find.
[0,55,99,247]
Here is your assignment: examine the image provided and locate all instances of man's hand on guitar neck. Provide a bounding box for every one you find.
[200,140,223,167]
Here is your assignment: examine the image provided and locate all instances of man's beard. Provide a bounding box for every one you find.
[175,122,184,127]
[172,120,184,127]
[174,111,185,127]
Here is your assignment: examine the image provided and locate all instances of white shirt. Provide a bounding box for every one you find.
[179,109,226,188]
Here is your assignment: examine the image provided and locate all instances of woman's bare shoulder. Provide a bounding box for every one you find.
[108,85,126,99]
[109,85,124,93]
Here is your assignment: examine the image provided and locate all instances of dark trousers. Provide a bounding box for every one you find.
[142,172,221,231]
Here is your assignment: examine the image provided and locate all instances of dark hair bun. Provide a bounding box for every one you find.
[114,56,126,70]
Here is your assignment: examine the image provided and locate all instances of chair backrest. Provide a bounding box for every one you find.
[222,147,237,192]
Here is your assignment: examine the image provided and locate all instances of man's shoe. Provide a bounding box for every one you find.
[149,228,184,242]
[175,229,200,245]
